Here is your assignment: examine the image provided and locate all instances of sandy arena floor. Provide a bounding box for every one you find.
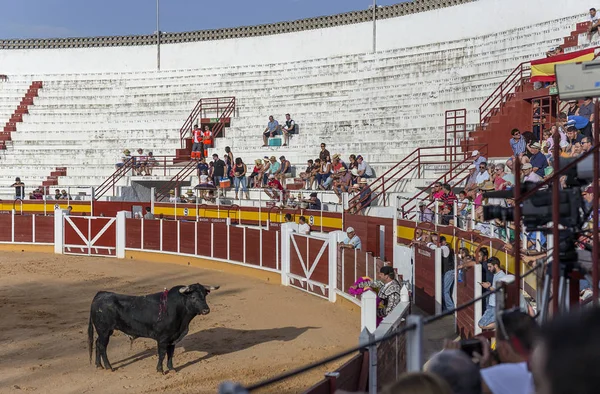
[0,251,359,394]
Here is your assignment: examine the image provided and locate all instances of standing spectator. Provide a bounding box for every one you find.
[377,266,402,317]
[233,158,249,200]
[509,128,526,157]
[211,154,226,192]
[588,7,600,41]
[281,113,295,146]
[319,143,331,162]
[338,227,362,250]
[298,216,310,235]
[146,152,157,175]
[11,177,25,199]
[224,146,234,168]
[191,125,203,160]
[476,162,490,185]
[196,157,208,179]
[567,100,579,116]
[437,236,455,311]
[418,201,434,223]
[223,152,233,184]
[144,207,155,220]
[276,156,292,187]
[168,190,179,203]
[478,257,506,330]
[528,142,548,177]
[356,155,373,179]
[471,150,486,168]
[262,115,280,146]
[202,126,213,158]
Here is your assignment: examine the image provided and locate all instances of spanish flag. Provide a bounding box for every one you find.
[530,48,596,82]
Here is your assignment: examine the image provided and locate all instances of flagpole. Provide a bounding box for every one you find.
[372,0,377,53]
[156,0,161,71]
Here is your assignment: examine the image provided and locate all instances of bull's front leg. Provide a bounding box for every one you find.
[166,344,176,372]
[156,342,167,374]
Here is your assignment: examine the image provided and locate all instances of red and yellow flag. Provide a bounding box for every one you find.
[530,48,596,82]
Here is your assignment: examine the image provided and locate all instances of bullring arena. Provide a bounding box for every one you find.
[1,0,599,392]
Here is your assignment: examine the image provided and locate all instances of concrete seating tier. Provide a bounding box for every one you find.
[0,14,586,200]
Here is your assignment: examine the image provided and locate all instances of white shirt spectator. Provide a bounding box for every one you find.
[428,243,450,258]
[481,362,535,394]
[357,161,373,177]
[298,223,311,235]
[476,170,490,184]
[591,12,600,24]
[524,172,543,183]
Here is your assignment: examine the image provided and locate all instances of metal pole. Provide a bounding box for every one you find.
[593,98,599,305]
[406,315,424,372]
[156,0,161,71]
[551,131,560,315]
[372,0,377,53]
[511,151,522,309]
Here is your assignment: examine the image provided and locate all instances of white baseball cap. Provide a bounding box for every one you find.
[346,227,355,233]
[471,150,480,157]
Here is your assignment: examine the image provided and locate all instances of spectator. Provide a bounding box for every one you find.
[356,155,373,179]
[146,152,157,175]
[134,148,147,175]
[350,178,373,214]
[566,100,579,116]
[276,156,292,187]
[348,154,358,171]
[377,266,402,318]
[54,189,61,200]
[223,154,233,185]
[589,8,600,41]
[299,159,315,189]
[472,150,486,167]
[509,128,526,157]
[319,143,331,162]
[303,192,321,210]
[281,113,295,146]
[233,157,249,200]
[168,190,179,203]
[284,213,293,223]
[115,149,131,169]
[265,174,284,201]
[211,154,226,192]
[248,159,263,188]
[315,158,331,188]
[480,310,539,394]
[262,115,280,146]
[191,125,203,160]
[258,156,271,187]
[202,125,213,158]
[333,168,352,204]
[426,349,481,394]
[430,182,444,201]
[60,189,70,200]
[66,206,73,215]
[321,154,344,190]
[581,136,593,153]
[418,201,434,223]
[494,164,508,190]
[464,165,478,191]
[381,372,452,394]
[196,157,209,179]
[440,183,457,208]
[298,216,310,235]
[565,126,583,145]
[144,207,155,220]
[478,257,506,330]
[436,236,455,311]
[266,156,281,183]
[559,112,592,140]
[528,142,549,177]
[224,146,234,177]
[338,226,361,250]
[11,177,25,199]
[476,162,490,185]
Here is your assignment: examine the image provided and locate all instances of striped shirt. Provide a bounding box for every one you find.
[510,137,526,156]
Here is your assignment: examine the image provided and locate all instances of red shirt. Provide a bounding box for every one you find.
[192,129,202,143]
[267,179,283,191]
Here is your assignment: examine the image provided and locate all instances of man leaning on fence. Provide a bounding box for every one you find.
[377,266,402,319]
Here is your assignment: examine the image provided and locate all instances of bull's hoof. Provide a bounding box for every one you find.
[96,365,104,370]
[157,369,165,375]
[167,368,177,374]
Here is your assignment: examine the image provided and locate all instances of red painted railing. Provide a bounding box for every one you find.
[154,161,197,202]
[179,96,236,148]
[479,62,530,126]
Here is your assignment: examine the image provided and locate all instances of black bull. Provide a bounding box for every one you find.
[88,283,219,373]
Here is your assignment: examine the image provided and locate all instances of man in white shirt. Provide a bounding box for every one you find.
[356,155,373,179]
[522,163,542,183]
[338,227,361,250]
[297,216,310,235]
[475,162,490,184]
[472,150,487,168]
[478,257,506,330]
[588,7,600,41]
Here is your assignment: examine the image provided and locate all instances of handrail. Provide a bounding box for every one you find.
[94,158,135,200]
[479,62,531,126]
[155,161,197,202]
[212,98,236,139]
[179,96,236,148]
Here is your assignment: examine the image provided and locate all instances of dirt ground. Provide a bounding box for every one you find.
[0,251,360,394]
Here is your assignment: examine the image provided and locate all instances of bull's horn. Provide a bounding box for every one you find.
[179,286,191,294]
[204,285,220,290]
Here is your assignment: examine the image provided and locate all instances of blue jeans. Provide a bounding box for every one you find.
[442,270,455,311]
[234,176,247,194]
[478,305,495,328]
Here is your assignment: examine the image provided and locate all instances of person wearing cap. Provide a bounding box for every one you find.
[349,178,373,214]
[116,149,132,169]
[521,163,542,184]
[302,192,321,210]
[418,201,434,223]
[338,227,362,250]
[377,266,402,318]
[471,150,486,168]
[265,174,284,201]
[168,189,179,203]
[582,185,595,213]
[509,128,526,158]
[558,112,592,140]
[356,155,373,179]
[527,142,548,178]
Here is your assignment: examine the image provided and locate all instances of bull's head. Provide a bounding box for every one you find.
[179,284,219,315]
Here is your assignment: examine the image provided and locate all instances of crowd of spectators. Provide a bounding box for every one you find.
[114,148,157,175]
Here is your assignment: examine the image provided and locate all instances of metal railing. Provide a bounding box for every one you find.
[154,160,197,202]
[179,96,236,147]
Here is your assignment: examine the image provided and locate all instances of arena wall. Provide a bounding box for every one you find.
[0,0,593,74]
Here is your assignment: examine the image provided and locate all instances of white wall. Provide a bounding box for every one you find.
[0,0,593,75]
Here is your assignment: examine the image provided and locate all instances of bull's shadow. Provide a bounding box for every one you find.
[112,326,316,371]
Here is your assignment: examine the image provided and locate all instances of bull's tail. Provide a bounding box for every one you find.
[88,313,94,365]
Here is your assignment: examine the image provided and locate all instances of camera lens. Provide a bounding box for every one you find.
[483,205,514,222]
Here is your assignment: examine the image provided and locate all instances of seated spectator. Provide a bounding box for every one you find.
[179,194,189,203]
[464,165,478,192]
[321,154,345,190]
[418,201,434,223]
[476,162,490,185]
[566,100,579,116]
[494,164,508,190]
[381,372,452,394]
[349,178,373,214]
[299,159,315,189]
[458,191,472,218]
[356,155,373,179]
[333,168,352,204]
[265,174,285,201]
[281,113,295,146]
[144,207,155,220]
[440,183,457,207]
[509,128,526,158]
[146,152,157,175]
[116,149,132,169]
[377,266,402,318]
[53,189,61,200]
[472,150,486,167]
[528,142,548,178]
[426,349,481,394]
[134,148,147,176]
[262,115,280,146]
[302,192,321,210]
[315,158,331,188]
[267,156,280,181]
[168,190,179,203]
[478,257,506,330]
[258,156,271,187]
[276,156,292,187]
[559,112,592,140]
[430,182,444,201]
[248,159,263,188]
[581,136,593,153]
[298,216,310,235]
[204,190,216,204]
[565,126,583,146]
[348,154,358,171]
[338,227,361,250]
[589,7,600,40]
[60,189,70,200]
[440,205,453,226]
